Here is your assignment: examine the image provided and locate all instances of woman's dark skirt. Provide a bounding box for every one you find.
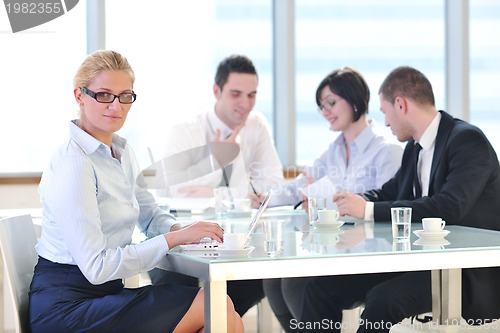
[29,257,199,333]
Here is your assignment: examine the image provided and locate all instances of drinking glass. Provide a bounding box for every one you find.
[263,219,284,256]
[391,207,412,242]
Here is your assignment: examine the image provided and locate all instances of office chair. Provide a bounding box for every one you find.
[0,214,38,333]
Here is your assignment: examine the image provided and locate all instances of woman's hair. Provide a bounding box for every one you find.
[315,67,370,122]
[378,66,435,106]
[73,50,135,89]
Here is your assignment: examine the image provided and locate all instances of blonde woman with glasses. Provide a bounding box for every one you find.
[29,50,243,333]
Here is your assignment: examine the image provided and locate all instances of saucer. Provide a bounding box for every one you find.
[311,221,345,229]
[413,229,450,241]
[414,238,450,247]
[216,246,255,258]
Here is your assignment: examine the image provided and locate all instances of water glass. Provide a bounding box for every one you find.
[308,197,327,224]
[391,207,412,241]
[392,240,411,251]
[263,219,284,256]
[213,187,231,216]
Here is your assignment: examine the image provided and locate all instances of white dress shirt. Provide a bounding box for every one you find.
[159,109,285,197]
[416,112,440,197]
[36,120,177,285]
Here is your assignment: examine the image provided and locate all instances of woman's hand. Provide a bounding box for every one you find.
[164,221,224,248]
[249,192,266,209]
[301,171,315,185]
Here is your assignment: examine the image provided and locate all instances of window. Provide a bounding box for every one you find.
[3,0,499,176]
[294,0,445,165]
[470,0,500,154]
[0,2,86,173]
[105,0,273,169]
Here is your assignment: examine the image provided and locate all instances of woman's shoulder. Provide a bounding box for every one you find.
[45,139,93,172]
[364,129,404,160]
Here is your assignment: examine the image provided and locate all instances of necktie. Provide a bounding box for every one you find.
[207,125,234,187]
[218,132,233,187]
[413,143,423,198]
[221,164,233,187]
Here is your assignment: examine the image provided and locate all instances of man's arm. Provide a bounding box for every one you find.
[373,126,497,223]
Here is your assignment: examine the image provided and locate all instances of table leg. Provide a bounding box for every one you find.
[441,268,461,323]
[431,270,442,324]
[431,269,462,325]
[204,279,227,333]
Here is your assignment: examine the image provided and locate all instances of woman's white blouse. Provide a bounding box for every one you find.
[36,120,177,285]
[271,122,403,206]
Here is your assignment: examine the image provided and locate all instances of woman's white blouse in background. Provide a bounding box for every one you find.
[271,122,403,206]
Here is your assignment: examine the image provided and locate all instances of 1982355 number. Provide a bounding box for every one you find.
[6,2,63,14]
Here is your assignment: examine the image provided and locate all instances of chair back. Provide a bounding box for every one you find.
[0,214,38,333]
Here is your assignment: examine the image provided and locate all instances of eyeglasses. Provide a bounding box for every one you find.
[318,100,335,113]
[80,87,137,104]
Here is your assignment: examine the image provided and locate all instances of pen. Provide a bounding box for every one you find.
[293,200,304,210]
[248,177,259,196]
[248,177,263,205]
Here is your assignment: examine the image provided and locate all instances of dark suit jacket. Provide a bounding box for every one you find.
[363,110,500,321]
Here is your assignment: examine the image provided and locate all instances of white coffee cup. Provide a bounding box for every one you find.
[317,209,340,223]
[223,232,246,250]
[422,218,446,232]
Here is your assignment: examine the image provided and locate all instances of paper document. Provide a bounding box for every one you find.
[298,176,338,209]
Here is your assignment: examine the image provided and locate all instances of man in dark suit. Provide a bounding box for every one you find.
[299,66,500,332]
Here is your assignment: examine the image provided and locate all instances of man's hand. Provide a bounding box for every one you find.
[212,124,244,144]
[333,191,366,219]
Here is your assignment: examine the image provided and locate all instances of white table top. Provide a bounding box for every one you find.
[159,210,500,333]
[4,208,500,332]
[160,211,500,280]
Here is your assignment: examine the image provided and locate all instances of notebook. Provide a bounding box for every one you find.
[180,190,274,251]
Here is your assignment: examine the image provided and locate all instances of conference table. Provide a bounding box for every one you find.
[158,208,500,333]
